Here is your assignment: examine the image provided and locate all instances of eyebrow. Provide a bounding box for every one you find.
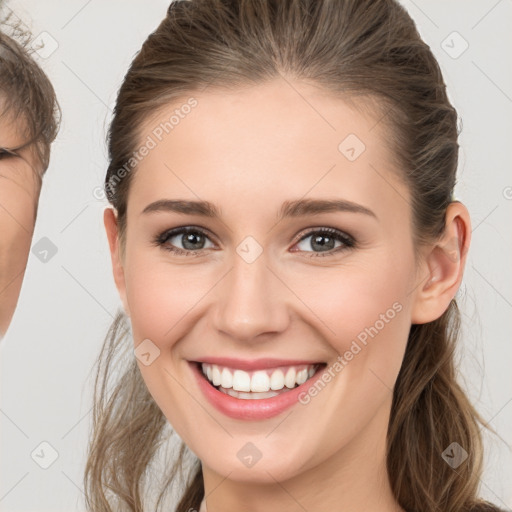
[142,198,377,221]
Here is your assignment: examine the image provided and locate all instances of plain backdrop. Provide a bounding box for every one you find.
[1,1,511,510]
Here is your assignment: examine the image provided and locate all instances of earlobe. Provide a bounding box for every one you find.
[103,208,131,317]
[411,202,471,324]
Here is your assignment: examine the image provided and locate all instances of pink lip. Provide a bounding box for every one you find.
[193,357,322,371]
[189,361,325,421]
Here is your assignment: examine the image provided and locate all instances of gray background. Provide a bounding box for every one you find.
[1,1,511,510]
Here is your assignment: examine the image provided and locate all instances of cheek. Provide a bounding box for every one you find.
[122,256,213,443]
[291,249,414,421]
[275,263,413,470]
[0,181,37,232]
[293,252,413,355]
[123,249,210,343]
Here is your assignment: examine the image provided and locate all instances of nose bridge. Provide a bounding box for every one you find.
[212,244,289,342]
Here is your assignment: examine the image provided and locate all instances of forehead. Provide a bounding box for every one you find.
[128,79,409,223]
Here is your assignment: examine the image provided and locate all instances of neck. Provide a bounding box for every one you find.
[201,396,404,512]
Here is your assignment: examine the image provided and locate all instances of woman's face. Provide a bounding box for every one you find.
[0,113,41,338]
[106,79,432,483]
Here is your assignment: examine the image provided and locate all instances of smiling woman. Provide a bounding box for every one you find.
[85,1,504,511]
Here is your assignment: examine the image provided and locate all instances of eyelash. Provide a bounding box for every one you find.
[152,226,356,258]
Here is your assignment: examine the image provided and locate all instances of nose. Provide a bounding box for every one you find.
[212,253,290,343]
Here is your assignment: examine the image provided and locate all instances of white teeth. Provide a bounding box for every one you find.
[296,368,308,385]
[201,362,320,395]
[233,370,251,392]
[212,366,222,386]
[270,369,285,390]
[250,371,270,392]
[220,368,232,388]
[284,367,296,388]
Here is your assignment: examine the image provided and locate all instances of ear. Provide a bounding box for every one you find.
[411,201,471,324]
[103,208,130,317]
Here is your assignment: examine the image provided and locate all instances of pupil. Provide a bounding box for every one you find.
[183,232,203,250]
[312,234,334,251]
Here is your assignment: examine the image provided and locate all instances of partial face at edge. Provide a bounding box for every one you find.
[104,78,458,482]
[0,112,43,338]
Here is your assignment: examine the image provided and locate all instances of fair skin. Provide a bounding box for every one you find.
[0,113,42,339]
[104,78,470,512]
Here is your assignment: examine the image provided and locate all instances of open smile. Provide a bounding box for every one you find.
[189,359,327,420]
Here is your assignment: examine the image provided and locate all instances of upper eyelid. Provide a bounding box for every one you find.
[161,225,217,243]
[291,226,353,244]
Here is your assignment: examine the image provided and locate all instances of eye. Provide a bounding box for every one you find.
[153,226,215,256]
[291,227,355,257]
[153,225,355,258]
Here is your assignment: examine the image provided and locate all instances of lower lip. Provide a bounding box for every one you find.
[189,361,324,420]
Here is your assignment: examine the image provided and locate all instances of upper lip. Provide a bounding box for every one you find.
[191,357,324,371]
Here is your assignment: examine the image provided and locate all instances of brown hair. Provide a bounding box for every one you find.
[85,1,503,510]
[0,7,61,174]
